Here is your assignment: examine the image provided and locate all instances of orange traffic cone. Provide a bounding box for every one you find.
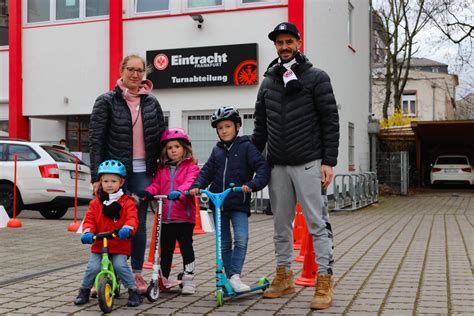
[294,222,308,262]
[294,232,318,286]
[193,196,205,235]
[143,211,159,269]
[174,240,181,254]
[293,203,304,250]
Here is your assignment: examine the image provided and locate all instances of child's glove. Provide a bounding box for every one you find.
[168,191,181,200]
[118,227,132,239]
[81,232,94,244]
[137,190,155,200]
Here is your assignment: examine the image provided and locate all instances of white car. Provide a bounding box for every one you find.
[0,139,93,219]
[430,155,474,186]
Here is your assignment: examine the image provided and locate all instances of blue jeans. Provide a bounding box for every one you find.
[81,253,136,289]
[221,211,249,277]
[125,172,152,273]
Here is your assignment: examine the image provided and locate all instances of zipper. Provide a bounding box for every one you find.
[221,143,232,212]
[168,166,177,220]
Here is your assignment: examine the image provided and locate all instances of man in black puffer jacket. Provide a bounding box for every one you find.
[253,22,339,310]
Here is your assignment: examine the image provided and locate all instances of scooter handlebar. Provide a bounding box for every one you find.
[93,230,118,241]
[153,195,169,200]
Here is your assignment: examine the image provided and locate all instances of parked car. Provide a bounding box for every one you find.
[430,155,473,186]
[0,139,93,219]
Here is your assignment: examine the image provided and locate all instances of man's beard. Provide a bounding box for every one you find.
[278,48,298,63]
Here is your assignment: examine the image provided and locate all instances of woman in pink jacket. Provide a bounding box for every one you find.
[139,128,199,295]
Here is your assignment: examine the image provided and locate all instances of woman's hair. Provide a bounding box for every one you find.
[119,54,153,75]
[159,139,197,168]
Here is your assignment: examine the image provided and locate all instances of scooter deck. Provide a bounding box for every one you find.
[222,282,270,298]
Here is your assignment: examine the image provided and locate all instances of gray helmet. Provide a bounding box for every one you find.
[210,106,242,128]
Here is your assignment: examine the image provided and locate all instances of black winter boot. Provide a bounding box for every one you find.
[127,288,142,307]
[74,287,91,305]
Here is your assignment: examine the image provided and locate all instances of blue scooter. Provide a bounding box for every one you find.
[186,185,270,306]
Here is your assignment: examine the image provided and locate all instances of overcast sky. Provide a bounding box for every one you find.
[414,27,473,99]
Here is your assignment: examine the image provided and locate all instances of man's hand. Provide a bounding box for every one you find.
[92,181,100,194]
[321,165,333,189]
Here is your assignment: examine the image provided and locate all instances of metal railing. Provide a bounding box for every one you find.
[332,172,379,211]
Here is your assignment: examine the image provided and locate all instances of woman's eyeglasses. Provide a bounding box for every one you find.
[125,67,145,75]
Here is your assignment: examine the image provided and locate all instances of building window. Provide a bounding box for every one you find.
[0,0,7,46]
[0,120,8,135]
[86,0,109,17]
[56,0,79,20]
[348,122,355,171]
[27,0,51,23]
[348,1,354,45]
[136,0,169,13]
[187,115,215,165]
[242,114,255,136]
[26,0,108,24]
[187,0,223,9]
[402,93,416,116]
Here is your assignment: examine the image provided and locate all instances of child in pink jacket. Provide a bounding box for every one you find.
[138,128,199,295]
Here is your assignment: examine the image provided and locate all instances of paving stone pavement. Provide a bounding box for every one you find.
[0,191,473,315]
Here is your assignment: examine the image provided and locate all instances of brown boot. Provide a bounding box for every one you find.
[263,266,296,298]
[310,274,334,310]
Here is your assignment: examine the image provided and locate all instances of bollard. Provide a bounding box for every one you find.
[68,157,80,232]
[7,155,22,228]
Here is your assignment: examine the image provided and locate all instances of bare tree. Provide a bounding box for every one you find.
[374,0,441,119]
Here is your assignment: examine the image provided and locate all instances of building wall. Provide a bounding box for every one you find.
[372,70,457,121]
[306,0,371,174]
[124,8,287,128]
[23,22,109,116]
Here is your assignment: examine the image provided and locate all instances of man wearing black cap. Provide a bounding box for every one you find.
[252,22,339,310]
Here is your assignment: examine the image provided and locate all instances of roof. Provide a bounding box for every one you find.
[406,57,448,68]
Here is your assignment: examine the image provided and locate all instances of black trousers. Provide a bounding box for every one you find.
[160,222,195,278]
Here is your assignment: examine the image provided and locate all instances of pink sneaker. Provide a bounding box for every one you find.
[134,273,148,294]
[161,276,181,289]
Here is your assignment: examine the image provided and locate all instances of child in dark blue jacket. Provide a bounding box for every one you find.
[189,106,270,293]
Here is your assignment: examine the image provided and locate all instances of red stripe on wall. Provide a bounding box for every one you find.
[109,1,123,90]
[8,0,29,139]
[288,0,304,53]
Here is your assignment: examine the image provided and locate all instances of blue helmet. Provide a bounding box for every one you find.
[98,160,127,177]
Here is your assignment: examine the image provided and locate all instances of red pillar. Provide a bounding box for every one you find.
[109,0,123,90]
[288,0,304,53]
[8,0,29,140]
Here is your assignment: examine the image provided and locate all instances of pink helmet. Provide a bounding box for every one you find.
[160,128,192,145]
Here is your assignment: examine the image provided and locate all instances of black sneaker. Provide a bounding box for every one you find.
[127,288,142,307]
[74,287,91,305]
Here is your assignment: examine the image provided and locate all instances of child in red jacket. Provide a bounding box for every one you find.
[139,128,200,295]
[74,160,141,307]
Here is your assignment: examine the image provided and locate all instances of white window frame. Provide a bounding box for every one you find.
[348,122,355,171]
[238,0,285,8]
[133,0,170,17]
[183,0,224,13]
[348,1,354,45]
[402,93,417,117]
[24,0,108,26]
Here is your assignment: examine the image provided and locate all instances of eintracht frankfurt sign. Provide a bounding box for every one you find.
[146,43,258,89]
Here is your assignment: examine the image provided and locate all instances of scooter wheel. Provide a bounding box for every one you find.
[216,288,224,306]
[147,282,160,302]
[98,278,114,314]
